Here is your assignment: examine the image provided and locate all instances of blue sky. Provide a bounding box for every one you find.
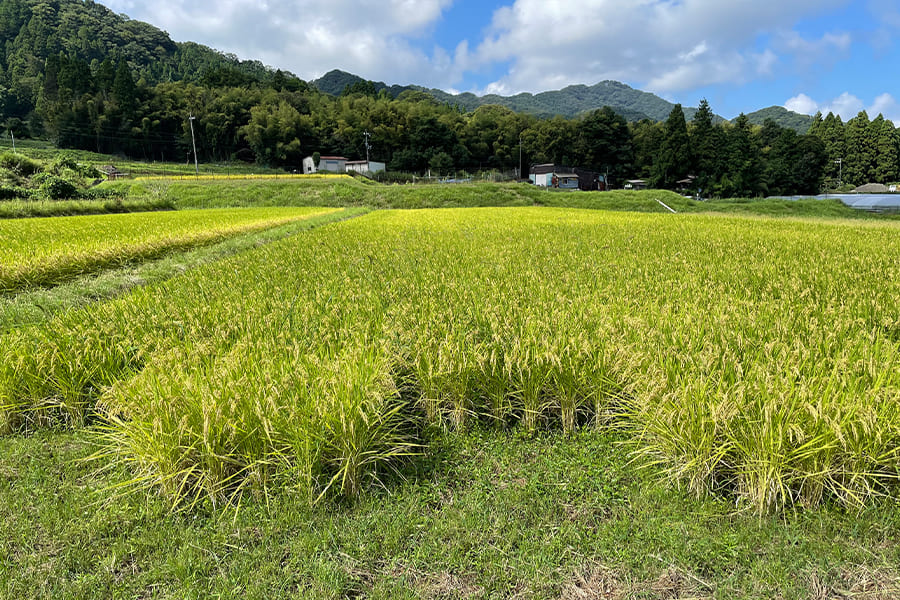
[103,0,900,121]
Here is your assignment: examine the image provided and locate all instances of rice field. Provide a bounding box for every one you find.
[1,207,898,514]
[0,206,339,291]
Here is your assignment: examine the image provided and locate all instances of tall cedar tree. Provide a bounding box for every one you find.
[844,111,874,186]
[653,104,691,188]
[690,99,723,193]
[873,115,899,183]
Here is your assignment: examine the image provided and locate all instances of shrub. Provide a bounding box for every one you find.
[373,171,415,184]
[38,175,78,200]
[0,185,32,201]
[0,152,42,177]
[49,154,79,175]
[80,187,127,201]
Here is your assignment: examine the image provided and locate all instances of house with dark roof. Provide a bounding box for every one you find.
[529,164,605,190]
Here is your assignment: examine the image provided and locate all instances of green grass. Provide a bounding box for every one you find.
[2,428,898,599]
[106,176,898,221]
[0,206,339,292]
[0,140,285,177]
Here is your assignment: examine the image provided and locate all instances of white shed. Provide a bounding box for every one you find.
[303,155,348,174]
[345,160,386,174]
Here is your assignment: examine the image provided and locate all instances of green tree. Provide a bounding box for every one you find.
[872,115,899,183]
[94,58,115,93]
[631,119,664,179]
[652,104,691,188]
[239,98,304,167]
[843,111,874,186]
[428,151,454,176]
[575,106,633,179]
[690,99,725,193]
[763,127,827,195]
[112,61,136,117]
[718,114,760,197]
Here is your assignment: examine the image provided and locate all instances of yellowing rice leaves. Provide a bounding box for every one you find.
[0,207,339,291]
[1,207,898,513]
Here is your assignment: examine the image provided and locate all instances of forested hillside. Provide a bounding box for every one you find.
[312,69,701,122]
[746,106,814,133]
[0,0,303,112]
[1,0,898,197]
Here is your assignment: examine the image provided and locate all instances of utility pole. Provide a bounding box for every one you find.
[9,130,15,153]
[188,114,199,176]
[834,158,842,189]
[363,130,371,165]
[518,132,523,180]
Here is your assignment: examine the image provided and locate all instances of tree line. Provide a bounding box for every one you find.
[6,66,850,197]
[3,1,899,196]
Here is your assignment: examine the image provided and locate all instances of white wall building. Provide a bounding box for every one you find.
[345,160,385,174]
[302,155,348,174]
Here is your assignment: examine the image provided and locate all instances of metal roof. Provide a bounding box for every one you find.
[768,194,900,211]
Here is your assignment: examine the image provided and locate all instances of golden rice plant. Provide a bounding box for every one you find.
[1,206,897,513]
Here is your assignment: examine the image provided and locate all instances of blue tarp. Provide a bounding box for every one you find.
[768,194,900,211]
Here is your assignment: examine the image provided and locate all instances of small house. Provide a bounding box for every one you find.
[555,173,580,189]
[529,164,580,190]
[100,165,129,180]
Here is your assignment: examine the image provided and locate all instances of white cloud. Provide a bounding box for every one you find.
[868,93,900,123]
[777,30,852,66]
[472,0,850,94]
[98,0,872,99]
[783,92,900,122]
[823,93,865,118]
[98,0,456,87]
[785,93,819,114]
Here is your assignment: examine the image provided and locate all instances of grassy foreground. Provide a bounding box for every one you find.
[2,429,899,599]
[2,193,899,598]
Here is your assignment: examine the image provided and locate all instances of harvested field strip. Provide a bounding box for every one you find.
[1,208,898,513]
[0,207,339,292]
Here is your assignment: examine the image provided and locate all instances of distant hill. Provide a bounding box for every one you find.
[312,70,721,122]
[0,0,304,96]
[0,0,822,134]
[312,70,412,98]
[745,106,814,133]
[427,81,695,121]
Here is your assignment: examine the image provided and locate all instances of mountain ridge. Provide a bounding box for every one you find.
[311,69,813,132]
[0,0,813,134]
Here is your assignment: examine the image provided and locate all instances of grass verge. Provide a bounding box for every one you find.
[1,428,898,599]
[0,197,175,219]
[107,176,900,221]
